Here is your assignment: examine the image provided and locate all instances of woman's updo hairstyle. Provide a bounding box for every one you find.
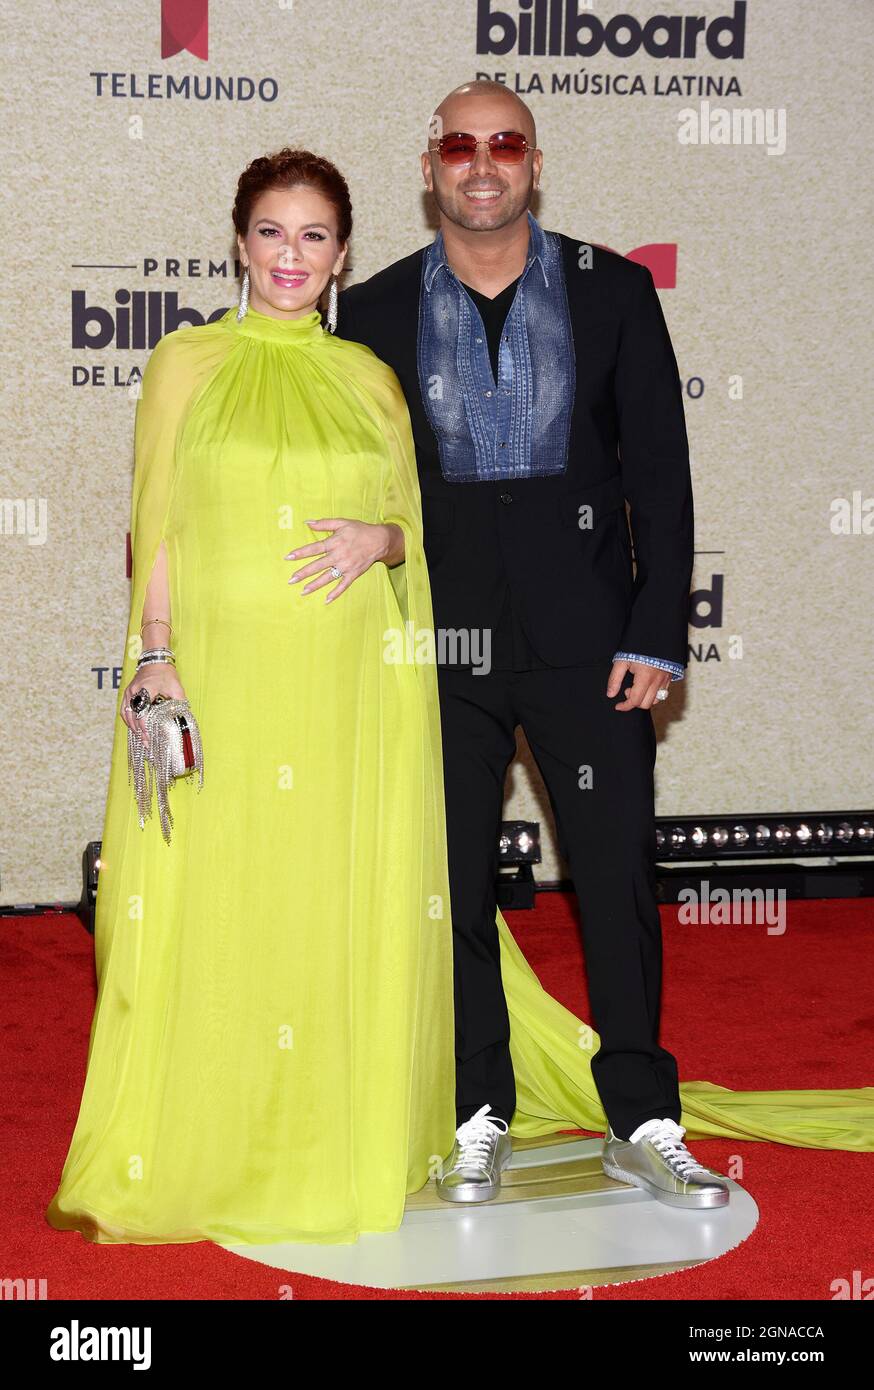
[232,147,353,304]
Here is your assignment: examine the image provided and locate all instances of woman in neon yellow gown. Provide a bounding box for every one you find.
[46,155,873,1248]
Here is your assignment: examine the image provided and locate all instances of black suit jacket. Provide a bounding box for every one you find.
[335,234,694,671]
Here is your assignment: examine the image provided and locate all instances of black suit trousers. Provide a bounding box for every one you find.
[438,657,682,1139]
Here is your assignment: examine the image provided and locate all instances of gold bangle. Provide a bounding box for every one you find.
[141,617,172,632]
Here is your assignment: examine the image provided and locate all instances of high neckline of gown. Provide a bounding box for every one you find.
[230,304,325,345]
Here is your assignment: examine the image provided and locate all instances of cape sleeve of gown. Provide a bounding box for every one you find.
[96,325,232,981]
[367,355,453,939]
[372,358,444,764]
[123,325,232,696]
[332,342,449,879]
[329,346,456,1161]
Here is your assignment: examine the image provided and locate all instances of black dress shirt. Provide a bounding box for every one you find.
[458,275,551,671]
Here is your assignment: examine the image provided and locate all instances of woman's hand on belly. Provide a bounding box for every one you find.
[284,519,404,604]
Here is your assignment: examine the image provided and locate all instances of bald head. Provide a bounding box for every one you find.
[425,79,536,149]
[429,80,536,148]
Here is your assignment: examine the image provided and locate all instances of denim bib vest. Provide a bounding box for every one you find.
[416,210,575,484]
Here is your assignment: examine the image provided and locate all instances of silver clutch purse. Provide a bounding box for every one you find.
[126,694,204,844]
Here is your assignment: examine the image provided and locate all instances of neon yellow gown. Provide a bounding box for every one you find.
[46,305,874,1247]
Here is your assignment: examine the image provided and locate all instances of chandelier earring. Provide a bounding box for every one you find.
[236,265,250,322]
[325,274,338,333]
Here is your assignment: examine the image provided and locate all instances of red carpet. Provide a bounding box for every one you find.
[4,894,872,1300]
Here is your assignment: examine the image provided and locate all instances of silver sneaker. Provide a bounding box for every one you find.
[436,1104,513,1204]
[602,1117,730,1209]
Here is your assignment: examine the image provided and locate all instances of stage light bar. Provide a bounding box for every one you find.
[655,812,874,862]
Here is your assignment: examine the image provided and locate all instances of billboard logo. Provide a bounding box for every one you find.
[477,1,747,59]
[162,0,209,61]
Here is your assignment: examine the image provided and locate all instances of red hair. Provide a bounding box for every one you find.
[233,146,353,272]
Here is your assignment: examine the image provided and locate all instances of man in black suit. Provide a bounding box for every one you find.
[334,81,729,1210]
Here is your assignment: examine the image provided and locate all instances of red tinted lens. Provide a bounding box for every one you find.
[490,132,528,162]
[440,134,478,164]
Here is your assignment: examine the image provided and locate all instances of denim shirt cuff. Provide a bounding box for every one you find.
[612,651,685,681]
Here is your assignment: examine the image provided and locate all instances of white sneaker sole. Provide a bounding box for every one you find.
[602,1158,730,1209]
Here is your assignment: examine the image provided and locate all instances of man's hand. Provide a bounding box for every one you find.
[606,659,671,711]
[285,519,404,603]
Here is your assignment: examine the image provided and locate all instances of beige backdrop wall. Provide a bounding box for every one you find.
[1,0,872,903]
